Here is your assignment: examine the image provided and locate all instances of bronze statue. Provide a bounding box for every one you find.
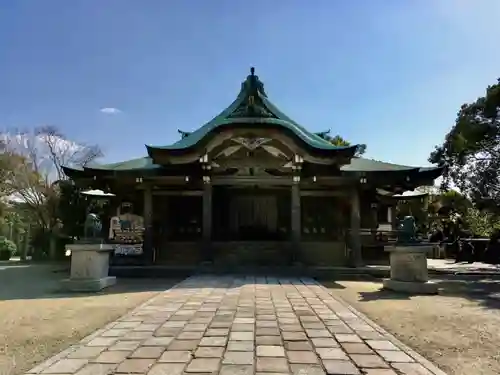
[77,212,104,244]
[77,189,115,244]
[397,215,418,243]
[84,213,102,238]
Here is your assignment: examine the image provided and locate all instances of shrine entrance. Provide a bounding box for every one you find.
[229,194,277,240]
[212,187,290,242]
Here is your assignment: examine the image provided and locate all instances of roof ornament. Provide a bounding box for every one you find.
[241,66,267,98]
[230,67,274,118]
[178,129,192,139]
[248,68,257,105]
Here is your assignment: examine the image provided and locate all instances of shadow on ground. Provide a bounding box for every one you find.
[436,275,500,309]
[0,261,181,301]
[325,273,500,310]
[5,259,500,312]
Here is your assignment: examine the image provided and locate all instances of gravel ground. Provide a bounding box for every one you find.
[324,276,500,375]
[0,261,179,375]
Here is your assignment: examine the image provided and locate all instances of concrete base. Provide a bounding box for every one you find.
[386,244,434,282]
[383,278,438,294]
[383,243,439,295]
[61,276,116,292]
[62,243,116,293]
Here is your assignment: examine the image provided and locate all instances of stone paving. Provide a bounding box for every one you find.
[26,276,447,375]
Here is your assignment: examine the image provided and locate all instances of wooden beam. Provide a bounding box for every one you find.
[300,190,350,197]
[152,190,203,196]
[317,176,357,185]
[211,176,293,186]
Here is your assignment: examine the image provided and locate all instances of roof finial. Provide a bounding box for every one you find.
[250,67,255,76]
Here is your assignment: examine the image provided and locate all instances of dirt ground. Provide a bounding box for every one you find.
[0,261,179,375]
[325,277,500,375]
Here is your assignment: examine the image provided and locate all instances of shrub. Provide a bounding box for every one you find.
[0,237,17,260]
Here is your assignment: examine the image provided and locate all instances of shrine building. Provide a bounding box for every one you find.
[63,68,442,270]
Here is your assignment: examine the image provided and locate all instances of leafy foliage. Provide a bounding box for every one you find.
[315,130,366,156]
[462,207,500,237]
[396,199,427,228]
[0,236,17,260]
[57,180,101,239]
[435,190,472,217]
[429,78,500,206]
[405,188,500,236]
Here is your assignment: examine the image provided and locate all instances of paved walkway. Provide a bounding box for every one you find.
[26,276,446,375]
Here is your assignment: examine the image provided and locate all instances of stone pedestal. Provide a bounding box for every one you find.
[383,244,438,294]
[61,244,116,292]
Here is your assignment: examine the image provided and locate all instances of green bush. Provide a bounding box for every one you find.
[0,236,17,260]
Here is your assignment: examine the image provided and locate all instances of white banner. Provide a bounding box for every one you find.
[114,245,143,256]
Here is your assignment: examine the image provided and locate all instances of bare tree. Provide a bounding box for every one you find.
[35,125,102,181]
[0,126,102,258]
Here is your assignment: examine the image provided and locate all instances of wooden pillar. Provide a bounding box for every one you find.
[291,182,301,263]
[389,205,397,230]
[202,181,213,261]
[371,203,379,231]
[350,190,363,267]
[143,186,154,264]
[160,195,168,263]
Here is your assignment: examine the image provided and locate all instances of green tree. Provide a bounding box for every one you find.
[57,180,96,240]
[315,130,366,156]
[0,236,17,260]
[429,78,500,207]
[436,190,472,217]
[463,207,500,237]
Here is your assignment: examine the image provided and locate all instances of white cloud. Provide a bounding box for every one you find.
[99,107,121,114]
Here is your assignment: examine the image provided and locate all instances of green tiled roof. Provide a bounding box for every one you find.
[148,68,357,153]
[60,69,442,180]
[71,156,437,174]
[85,157,159,171]
[340,157,417,172]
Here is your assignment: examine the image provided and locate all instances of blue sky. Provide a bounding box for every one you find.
[1,0,499,167]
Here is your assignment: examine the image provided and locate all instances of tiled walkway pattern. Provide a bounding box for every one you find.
[27,276,444,375]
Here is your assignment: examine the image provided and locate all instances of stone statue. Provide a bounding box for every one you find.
[397,215,418,243]
[109,202,144,255]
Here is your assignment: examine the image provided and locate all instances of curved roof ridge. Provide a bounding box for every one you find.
[163,95,245,150]
[147,68,358,153]
[257,92,354,150]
